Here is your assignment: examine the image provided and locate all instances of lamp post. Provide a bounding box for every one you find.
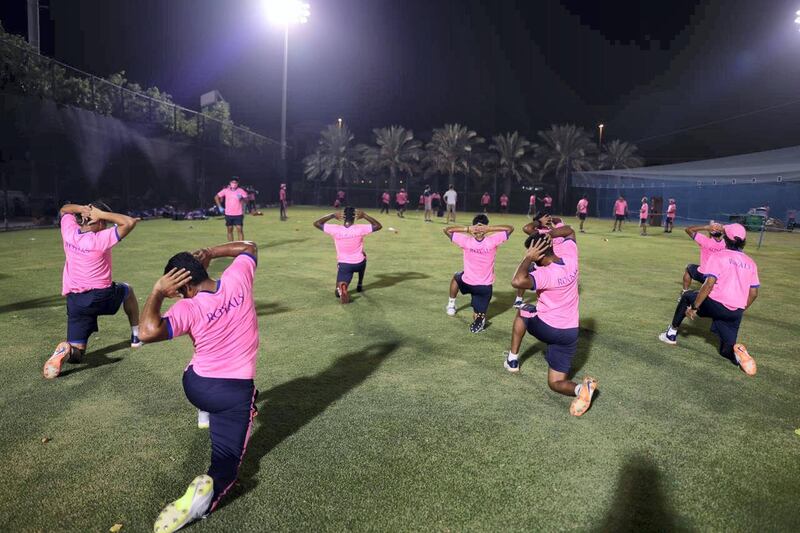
[598,123,605,148]
[262,0,311,162]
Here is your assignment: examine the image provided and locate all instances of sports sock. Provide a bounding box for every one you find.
[132,325,140,337]
[574,383,582,397]
[514,296,523,302]
[507,352,519,361]
[667,326,677,337]
[448,297,456,306]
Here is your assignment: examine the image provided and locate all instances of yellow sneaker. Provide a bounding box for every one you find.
[153,475,213,533]
[734,344,757,376]
[43,342,72,379]
[570,376,597,417]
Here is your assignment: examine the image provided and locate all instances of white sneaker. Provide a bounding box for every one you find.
[658,332,677,345]
[197,410,210,429]
[153,475,214,533]
[446,304,456,316]
[513,298,524,309]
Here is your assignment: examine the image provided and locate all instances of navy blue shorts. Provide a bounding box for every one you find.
[454,272,492,314]
[578,213,587,220]
[225,215,244,227]
[66,282,129,344]
[615,215,625,221]
[522,314,579,373]
[337,259,366,285]
[686,263,705,283]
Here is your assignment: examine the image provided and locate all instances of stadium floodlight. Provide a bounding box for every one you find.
[598,123,605,147]
[796,10,800,30]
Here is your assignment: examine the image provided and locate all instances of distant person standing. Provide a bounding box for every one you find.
[542,194,553,214]
[444,184,458,224]
[576,195,589,233]
[481,192,491,213]
[423,185,433,222]
[639,197,650,236]
[527,193,537,216]
[279,183,288,221]
[396,188,408,218]
[334,190,345,209]
[787,209,797,231]
[500,193,509,213]
[432,191,442,216]
[214,177,248,241]
[380,191,391,214]
[611,195,628,232]
[665,198,676,233]
[246,187,256,214]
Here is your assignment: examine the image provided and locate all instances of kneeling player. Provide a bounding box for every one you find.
[504,227,597,417]
[681,222,725,298]
[659,223,759,375]
[139,241,260,532]
[444,214,513,333]
[43,202,141,379]
[314,207,382,303]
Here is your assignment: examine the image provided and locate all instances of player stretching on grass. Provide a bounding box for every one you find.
[139,241,259,532]
[445,214,514,333]
[214,177,248,241]
[43,202,141,379]
[314,207,382,304]
[681,221,726,298]
[658,223,760,375]
[611,194,628,232]
[504,227,597,417]
[513,212,566,308]
[576,195,589,233]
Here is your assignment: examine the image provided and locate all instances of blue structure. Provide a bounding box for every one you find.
[572,145,800,225]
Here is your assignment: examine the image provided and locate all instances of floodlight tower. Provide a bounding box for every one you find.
[262,0,311,162]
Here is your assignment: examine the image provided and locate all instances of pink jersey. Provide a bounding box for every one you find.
[529,195,536,206]
[640,203,649,219]
[500,195,508,207]
[481,194,490,205]
[520,239,579,329]
[382,193,390,203]
[543,196,553,207]
[536,226,570,257]
[419,195,425,204]
[667,204,676,218]
[164,254,259,379]
[396,192,408,205]
[704,249,760,310]
[217,187,248,216]
[577,199,588,214]
[279,189,286,202]
[451,231,508,286]
[60,214,120,295]
[324,223,373,264]
[614,200,627,216]
[694,233,726,273]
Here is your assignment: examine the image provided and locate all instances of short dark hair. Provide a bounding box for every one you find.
[76,199,111,225]
[343,206,356,223]
[724,236,746,250]
[472,214,489,225]
[524,232,554,255]
[532,211,547,222]
[230,176,239,182]
[164,252,209,289]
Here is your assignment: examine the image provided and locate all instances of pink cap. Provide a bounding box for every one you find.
[724,223,746,241]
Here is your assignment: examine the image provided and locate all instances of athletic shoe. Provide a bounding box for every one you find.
[570,376,598,417]
[658,331,677,345]
[470,316,486,333]
[338,282,350,304]
[503,352,519,373]
[356,285,363,293]
[131,334,143,348]
[513,298,524,309]
[334,289,340,299]
[197,410,210,429]
[734,344,757,376]
[446,303,456,316]
[43,342,72,379]
[153,475,213,533]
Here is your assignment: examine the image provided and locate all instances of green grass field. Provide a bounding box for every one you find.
[1,207,798,532]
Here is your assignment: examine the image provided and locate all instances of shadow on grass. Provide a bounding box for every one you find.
[255,301,291,317]
[487,289,520,321]
[219,341,399,509]
[59,340,128,376]
[0,294,62,315]
[595,454,681,533]
[361,272,430,291]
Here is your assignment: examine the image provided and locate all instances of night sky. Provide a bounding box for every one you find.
[3,0,800,162]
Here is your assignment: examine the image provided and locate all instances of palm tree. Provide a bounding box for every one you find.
[598,139,644,170]
[536,124,597,212]
[357,126,422,190]
[423,123,484,202]
[303,124,360,188]
[489,132,536,197]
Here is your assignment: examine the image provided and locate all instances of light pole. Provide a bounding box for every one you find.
[262,0,310,162]
[598,123,604,148]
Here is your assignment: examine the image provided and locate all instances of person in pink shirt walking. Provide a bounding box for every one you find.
[481,192,491,213]
[214,178,248,241]
[659,223,760,376]
[499,193,509,213]
[611,195,628,232]
[444,214,514,333]
[682,221,726,297]
[527,193,537,216]
[396,188,408,218]
[43,201,141,379]
[279,183,288,221]
[576,195,589,233]
[505,225,597,417]
[380,191,391,214]
[314,207,383,304]
[639,196,650,236]
[138,240,259,531]
[664,198,677,232]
